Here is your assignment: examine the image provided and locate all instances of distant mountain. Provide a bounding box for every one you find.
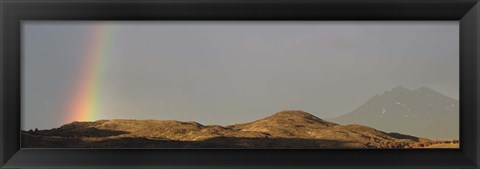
[329,86,459,139]
[22,110,457,148]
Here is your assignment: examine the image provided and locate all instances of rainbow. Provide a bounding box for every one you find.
[65,23,114,123]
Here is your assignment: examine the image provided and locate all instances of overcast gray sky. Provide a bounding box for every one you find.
[22,21,459,130]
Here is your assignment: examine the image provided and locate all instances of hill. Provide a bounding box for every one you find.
[21,110,457,148]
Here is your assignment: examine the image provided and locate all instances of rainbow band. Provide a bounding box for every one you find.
[66,23,114,123]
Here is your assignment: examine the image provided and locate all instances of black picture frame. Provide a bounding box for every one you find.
[1,0,479,168]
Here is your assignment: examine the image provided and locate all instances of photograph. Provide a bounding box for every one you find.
[21,21,459,149]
